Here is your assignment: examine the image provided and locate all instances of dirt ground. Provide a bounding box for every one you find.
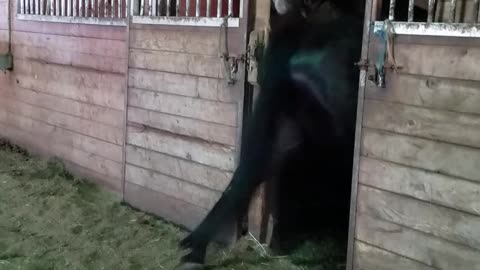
[0,140,345,270]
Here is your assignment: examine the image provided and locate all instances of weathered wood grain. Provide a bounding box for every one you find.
[0,73,11,89]
[354,241,437,270]
[0,120,123,181]
[125,164,221,210]
[130,29,220,56]
[126,145,232,191]
[14,59,125,110]
[128,88,237,126]
[0,109,122,163]
[128,68,198,97]
[63,159,122,193]
[360,157,480,216]
[13,20,126,40]
[365,74,480,115]
[357,185,480,250]
[356,213,480,270]
[127,126,235,171]
[0,30,8,53]
[0,121,122,192]
[129,49,221,78]
[128,68,236,103]
[128,107,236,146]
[362,128,480,183]
[435,0,478,23]
[1,86,123,128]
[394,43,480,81]
[13,44,126,74]
[13,31,127,58]
[197,76,237,103]
[124,181,207,230]
[363,99,480,148]
[0,97,123,145]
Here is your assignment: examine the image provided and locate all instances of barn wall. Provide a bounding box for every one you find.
[0,1,127,193]
[0,0,8,54]
[352,35,480,269]
[123,23,245,229]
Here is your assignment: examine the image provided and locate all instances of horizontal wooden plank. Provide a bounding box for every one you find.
[357,185,480,250]
[14,59,125,110]
[129,23,244,54]
[128,107,236,146]
[127,126,235,171]
[124,181,207,230]
[0,21,7,31]
[354,241,436,270]
[362,128,480,183]
[129,49,221,78]
[0,97,123,145]
[0,29,8,54]
[366,74,480,115]
[0,120,123,182]
[125,164,221,210]
[0,72,11,88]
[62,159,122,193]
[0,121,122,192]
[356,214,480,270]
[1,86,123,128]
[0,29,7,42]
[128,68,197,97]
[394,43,480,81]
[13,44,126,74]
[128,68,236,103]
[13,31,127,58]
[13,20,126,40]
[128,88,237,126]
[130,28,219,56]
[360,157,480,216]
[0,109,122,163]
[197,76,237,103]
[363,99,480,148]
[126,145,231,192]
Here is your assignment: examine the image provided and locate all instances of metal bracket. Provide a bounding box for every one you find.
[0,53,13,71]
[355,58,402,88]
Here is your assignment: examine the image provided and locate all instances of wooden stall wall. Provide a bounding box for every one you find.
[352,35,480,269]
[0,0,8,54]
[0,1,127,193]
[123,23,246,229]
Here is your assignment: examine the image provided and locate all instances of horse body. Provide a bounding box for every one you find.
[176,1,364,268]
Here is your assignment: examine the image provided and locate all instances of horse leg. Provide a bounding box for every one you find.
[177,109,302,268]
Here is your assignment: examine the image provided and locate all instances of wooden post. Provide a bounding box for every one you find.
[246,0,272,244]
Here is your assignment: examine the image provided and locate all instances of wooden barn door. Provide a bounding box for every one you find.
[123,0,252,231]
[348,0,480,269]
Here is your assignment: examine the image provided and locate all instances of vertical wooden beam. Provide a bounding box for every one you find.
[346,0,373,268]
[449,0,456,22]
[216,0,221,17]
[408,0,414,22]
[474,0,479,23]
[121,0,131,203]
[427,0,436,22]
[388,0,395,20]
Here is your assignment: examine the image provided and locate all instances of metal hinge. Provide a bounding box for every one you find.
[355,58,402,88]
[220,50,248,85]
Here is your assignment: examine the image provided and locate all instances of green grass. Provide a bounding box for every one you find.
[0,139,345,270]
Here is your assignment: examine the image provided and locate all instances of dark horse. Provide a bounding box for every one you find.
[176,0,365,268]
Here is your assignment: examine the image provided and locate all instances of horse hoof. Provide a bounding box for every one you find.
[180,234,193,249]
[174,262,205,270]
